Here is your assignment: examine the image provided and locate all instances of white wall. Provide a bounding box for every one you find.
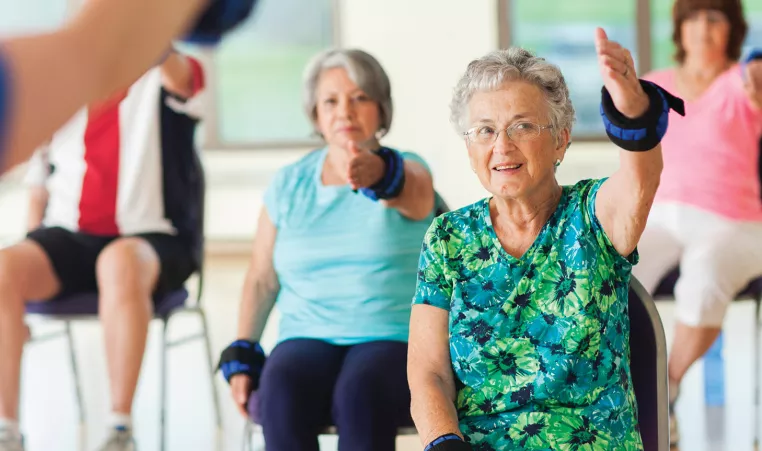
[339,0,500,207]
[338,0,621,208]
[0,0,622,247]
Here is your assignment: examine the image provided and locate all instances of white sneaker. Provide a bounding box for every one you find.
[96,426,136,451]
[0,429,24,451]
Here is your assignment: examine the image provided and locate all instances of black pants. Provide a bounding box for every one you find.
[26,226,195,299]
[257,338,413,451]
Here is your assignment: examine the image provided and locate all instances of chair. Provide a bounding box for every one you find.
[24,143,221,451]
[629,276,671,451]
[243,392,417,451]
[652,269,762,447]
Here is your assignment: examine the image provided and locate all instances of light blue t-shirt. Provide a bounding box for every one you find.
[264,147,435,345]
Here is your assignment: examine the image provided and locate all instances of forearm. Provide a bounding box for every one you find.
[382,161,435,221]
[161,52,196,99]
[1,0,208,168]
[616,144,663,205]
[236,273,278,342]
[411,373,463,446]
[26,188,48,231]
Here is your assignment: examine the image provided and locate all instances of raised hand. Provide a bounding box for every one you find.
[346,140,386,190]
[595,27,649,119]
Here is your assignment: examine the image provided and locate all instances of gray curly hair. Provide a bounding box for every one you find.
[450,47,575,138]
[303,48,393,138]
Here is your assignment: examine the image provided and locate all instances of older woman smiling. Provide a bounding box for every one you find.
[408,29,683,451]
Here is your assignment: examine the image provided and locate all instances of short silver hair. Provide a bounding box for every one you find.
[450,47,575,137]
[303,49,393,137]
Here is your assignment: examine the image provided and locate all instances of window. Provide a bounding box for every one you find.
[502,0,762,140]
[0,0,68,37]
[207,0,338,147]
[505,1,637,137]
[652,0,762,70]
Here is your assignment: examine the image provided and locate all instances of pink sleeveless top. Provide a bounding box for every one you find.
[644,65,762,221]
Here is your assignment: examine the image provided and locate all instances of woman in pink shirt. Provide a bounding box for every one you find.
[633,0,762,445]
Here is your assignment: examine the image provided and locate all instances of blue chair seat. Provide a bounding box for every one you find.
[25,289,188,317]
[654,268,762,299]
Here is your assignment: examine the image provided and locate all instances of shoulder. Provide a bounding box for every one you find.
[440,198,488,227]
[717,63,751,98]
[564,178,604,201]
[424,199,489,250]
[269,148,324,189]
[560,178,607,221]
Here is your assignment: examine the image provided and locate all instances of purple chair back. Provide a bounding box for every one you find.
[629,277,670,451]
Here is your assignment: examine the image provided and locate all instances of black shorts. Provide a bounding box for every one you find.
[26,226,197,300]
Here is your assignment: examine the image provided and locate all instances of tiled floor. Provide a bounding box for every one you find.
[11,254,761,451]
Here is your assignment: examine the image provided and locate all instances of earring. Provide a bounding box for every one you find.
[554,159,561,167]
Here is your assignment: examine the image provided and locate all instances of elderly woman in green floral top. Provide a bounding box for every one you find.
[407,28,682,451]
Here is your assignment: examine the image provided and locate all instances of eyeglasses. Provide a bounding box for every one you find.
[463,122,553,145]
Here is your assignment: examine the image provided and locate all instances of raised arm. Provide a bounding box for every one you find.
[346,141,435,220]
[593,27,679,257]
[161,50,204,100]
[0,0,210,172]
[381,159,435,221]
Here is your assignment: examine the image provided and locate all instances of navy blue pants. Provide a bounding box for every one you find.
[257,338,413,451]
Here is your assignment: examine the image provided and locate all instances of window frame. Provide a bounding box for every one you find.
[498,0,655,142]
[201,0,343,151]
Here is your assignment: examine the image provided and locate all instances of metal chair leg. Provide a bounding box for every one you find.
[197,308,223,450]
[755,296,761,450]
[243,421,265,451]
[242,421,252,451]
[65,322,86,427]
[160,318,169,451]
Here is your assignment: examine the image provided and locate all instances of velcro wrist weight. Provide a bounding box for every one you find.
[425,434,473,451]
[600,80,685,152]
[217,339,266,389]
[359,147,406,201]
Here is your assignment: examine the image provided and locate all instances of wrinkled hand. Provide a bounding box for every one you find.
[595,27,649,119]
[744,60,762,109]
[230,374,252,419]
[346,141,385,190]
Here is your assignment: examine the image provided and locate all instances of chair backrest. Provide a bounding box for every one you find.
[628,276,670,451]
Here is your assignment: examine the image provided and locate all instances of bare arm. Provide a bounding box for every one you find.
[236,206,280,342]
[1,0,209,171]
[27,186,48,231]
[593,28,662,257]
[382,160,436,221]
[409,304,462,445]
[160,51,199,99]
[743,61,762,111]
[596,147,662,256]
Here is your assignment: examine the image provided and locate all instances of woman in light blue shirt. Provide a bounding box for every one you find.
[220,49,436,451]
